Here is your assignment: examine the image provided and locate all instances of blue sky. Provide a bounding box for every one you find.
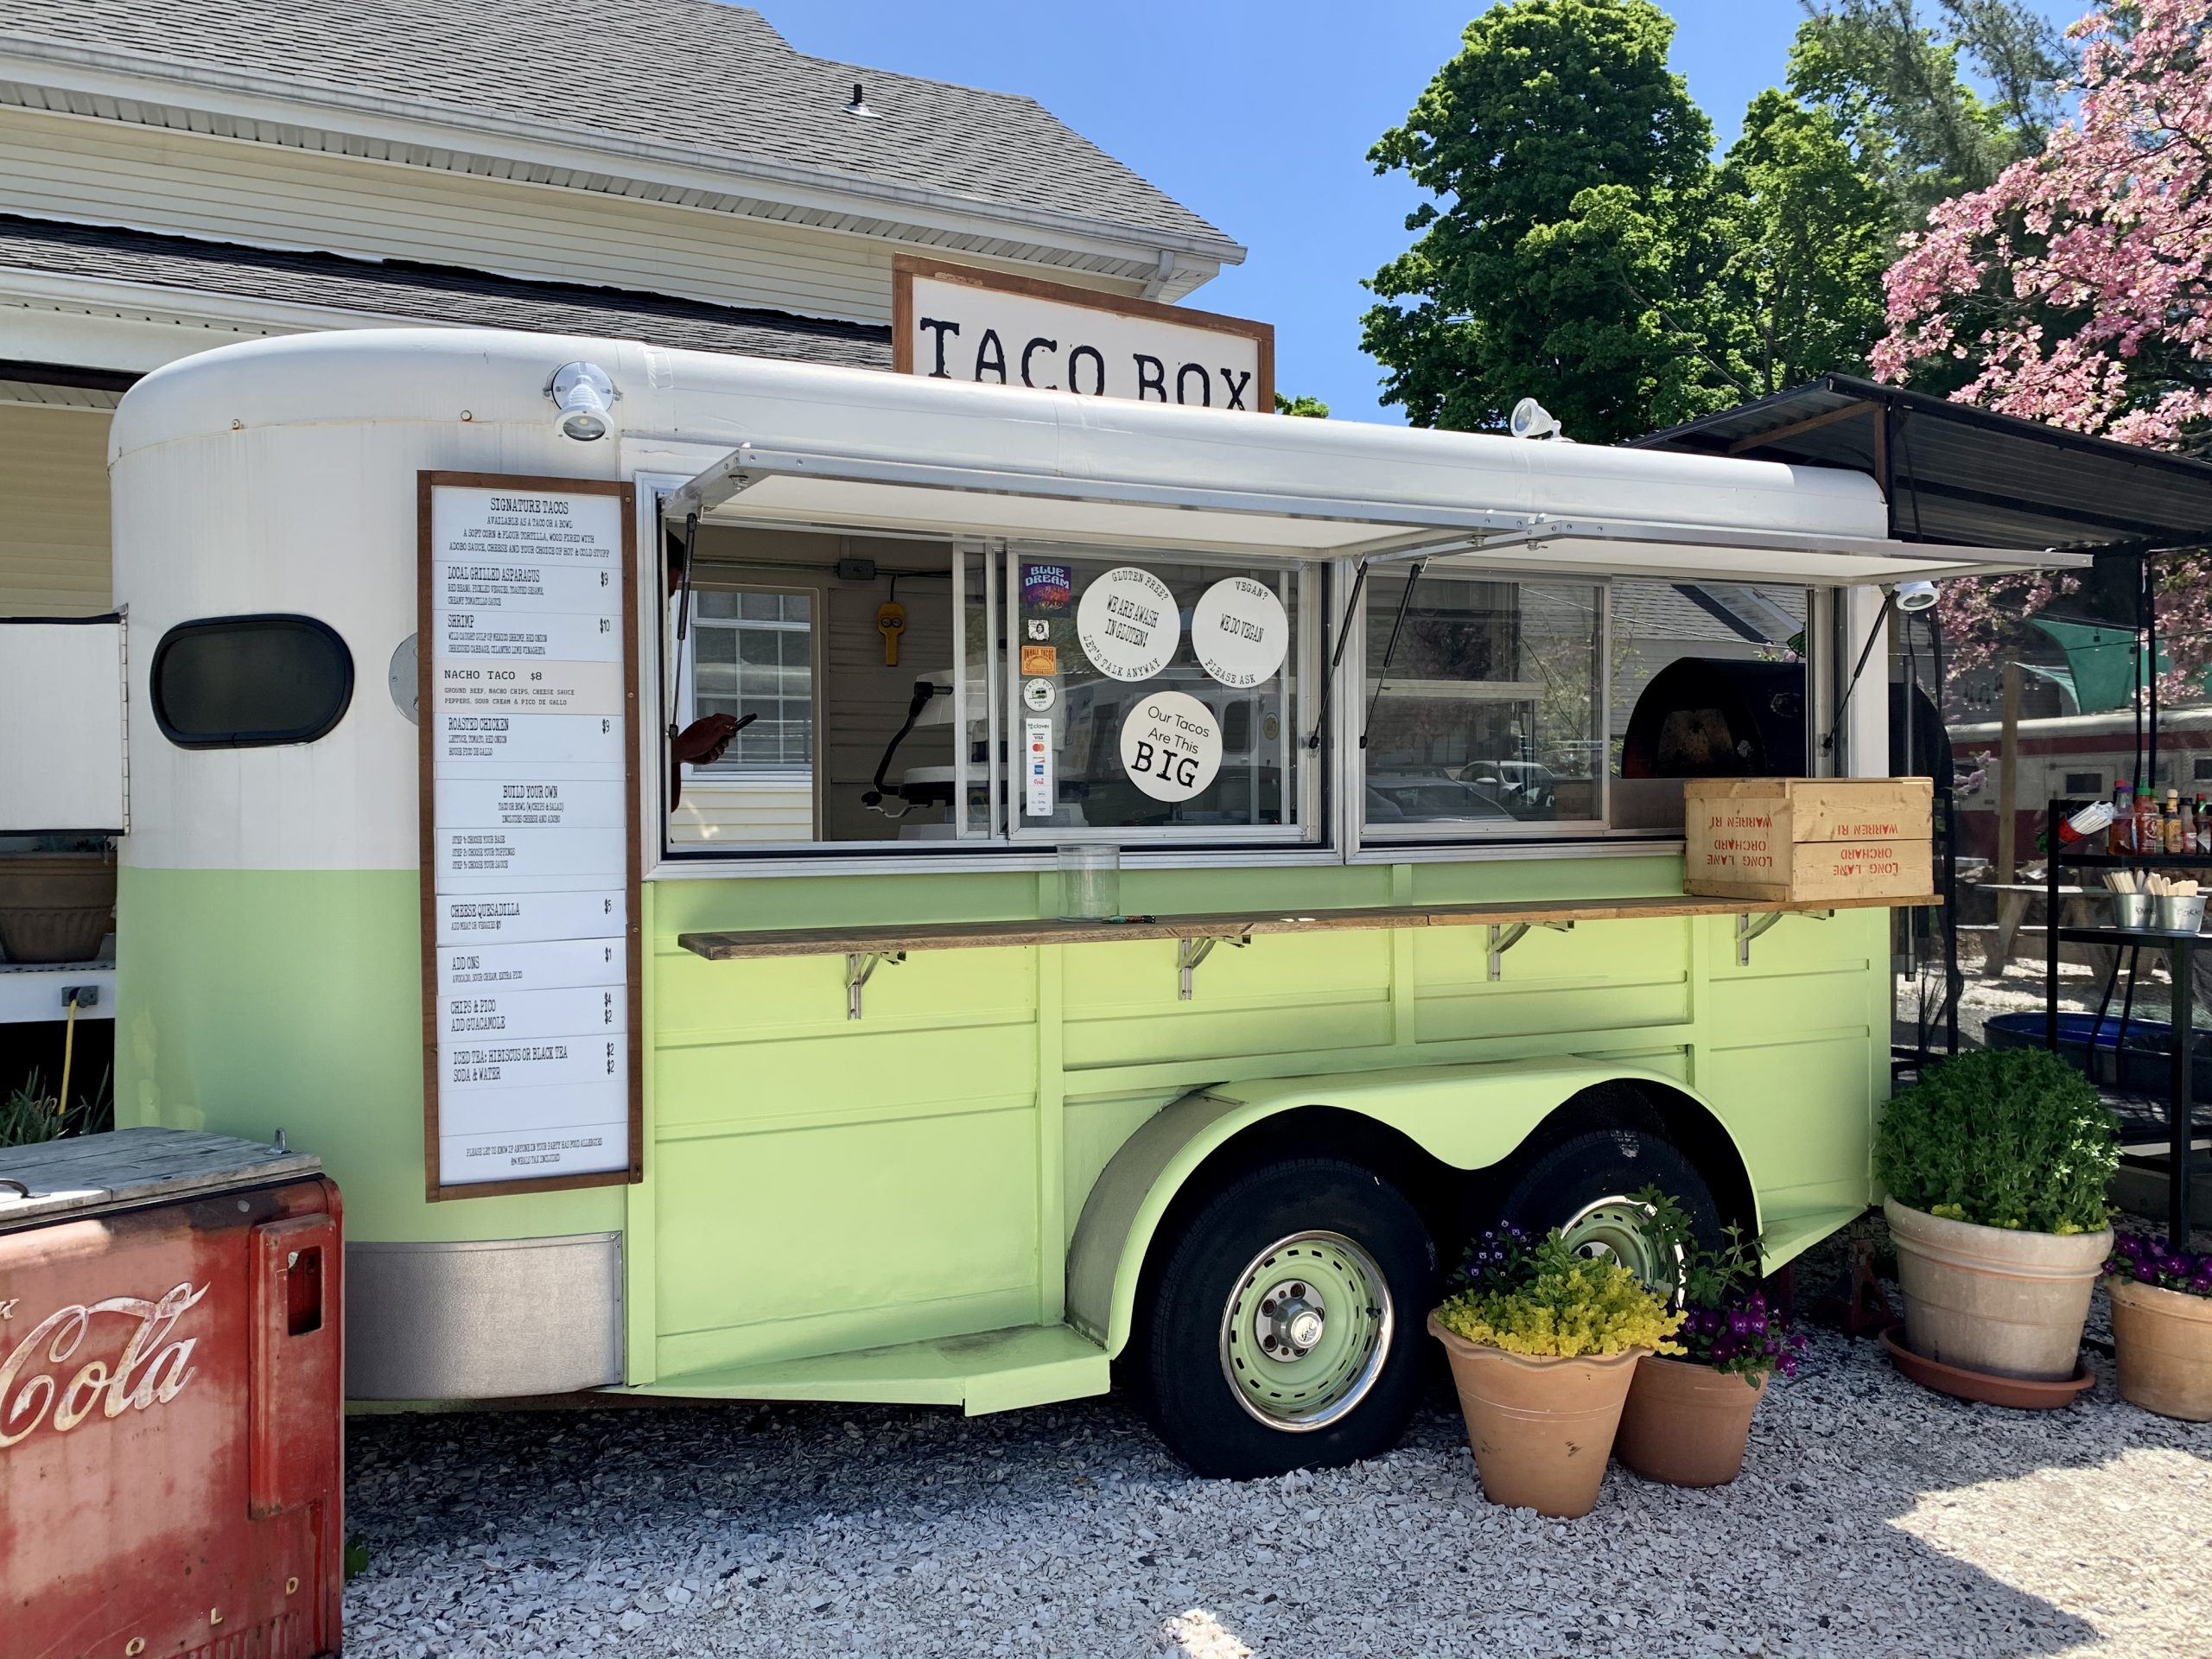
[773,2,2088,424]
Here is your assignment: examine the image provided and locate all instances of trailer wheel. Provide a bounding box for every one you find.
[1495,1128,1721,1290]
[1138,1157,1434,1479]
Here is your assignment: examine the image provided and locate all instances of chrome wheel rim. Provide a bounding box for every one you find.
[1558,1193,1678,1294]
[1217,1230,1393,1432]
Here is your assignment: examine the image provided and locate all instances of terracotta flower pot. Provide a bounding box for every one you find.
[1613,1354,1768,1488]
[1884,1198,2111,1382]
[2107,1275,2212,1421]
[1427,1312,1641,1519]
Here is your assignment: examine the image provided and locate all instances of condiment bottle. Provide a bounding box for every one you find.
[2139,788,2162,855]
[2165,788,2184,854]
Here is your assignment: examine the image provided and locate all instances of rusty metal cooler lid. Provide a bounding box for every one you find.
[0,1127,321,1232]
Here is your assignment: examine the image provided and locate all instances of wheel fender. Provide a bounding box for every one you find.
[1064,1057,1750,1357]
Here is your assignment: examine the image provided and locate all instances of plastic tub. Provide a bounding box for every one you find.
[1984,1011,2212,1099]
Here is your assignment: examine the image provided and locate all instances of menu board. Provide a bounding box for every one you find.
[418,474,640,1199]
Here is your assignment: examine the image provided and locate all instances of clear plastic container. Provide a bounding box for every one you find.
[1058,844,1121,921]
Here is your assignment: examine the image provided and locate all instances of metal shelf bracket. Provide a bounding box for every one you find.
[1178,933,1251,1001]
[1736,909,1832,967]
[845,950,906,1020]
[1487,920,1573,981]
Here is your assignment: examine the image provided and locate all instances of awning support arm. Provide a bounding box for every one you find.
[1362,557,1428,752]
[1305,561,1370,753]
[665,508,699,744]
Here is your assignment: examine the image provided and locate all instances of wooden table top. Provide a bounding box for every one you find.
[679,890,1939,962]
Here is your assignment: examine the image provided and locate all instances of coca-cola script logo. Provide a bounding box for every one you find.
[0,1281,207,1447]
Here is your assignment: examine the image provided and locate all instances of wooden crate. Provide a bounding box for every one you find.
[1683,778,1933,902]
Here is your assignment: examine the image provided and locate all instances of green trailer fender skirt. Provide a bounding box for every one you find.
[1064,1058,1756,1358]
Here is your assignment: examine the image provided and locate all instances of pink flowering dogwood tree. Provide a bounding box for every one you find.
[1876,1,2212,687]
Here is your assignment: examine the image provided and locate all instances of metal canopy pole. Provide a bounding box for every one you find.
[2147,552,2161,804]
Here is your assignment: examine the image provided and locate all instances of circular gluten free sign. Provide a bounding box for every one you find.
[1077,566,1179,682]
[1120,691,1223,802]
[1192,576,1287,688]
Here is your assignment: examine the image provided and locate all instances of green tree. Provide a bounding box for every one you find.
[1713,90,1897,397]
[1363,0,1901,436]
[1273,392,1331,417]
[1789,0,2074,225]
[1362,0,1717,439]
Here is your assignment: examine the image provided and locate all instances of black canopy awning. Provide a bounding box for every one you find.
[1632,374,2212,556]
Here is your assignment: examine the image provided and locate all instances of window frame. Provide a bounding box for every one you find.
[1001,542,1323,848]
[149,612,354,750]
[683,583,820,782]
[1350,566,1611,848]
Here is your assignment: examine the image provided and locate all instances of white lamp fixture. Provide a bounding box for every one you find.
[1895,579,1940,613]
[1509,397,1563,441]
[548,361,616,442]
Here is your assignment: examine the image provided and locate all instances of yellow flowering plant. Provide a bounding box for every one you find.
[1433,1233,1685,1359]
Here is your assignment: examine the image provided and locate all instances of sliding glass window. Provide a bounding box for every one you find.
[1005,549,1319,844]
[1358,567,1605,839]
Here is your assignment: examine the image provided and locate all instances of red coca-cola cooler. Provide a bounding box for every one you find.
[1,1128,343,1659]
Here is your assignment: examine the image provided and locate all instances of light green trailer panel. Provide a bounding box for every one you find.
[634,865,1886,1404]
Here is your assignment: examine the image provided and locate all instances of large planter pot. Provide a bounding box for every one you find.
[1613,1354,1768,1488]
[1884,1198,2111,1382]
[2107,1275,2212,1421]
[0,854,117,964]
[1427,1313,1640,1519]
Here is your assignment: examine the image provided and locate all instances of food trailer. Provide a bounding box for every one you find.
[16,327,2075,1478]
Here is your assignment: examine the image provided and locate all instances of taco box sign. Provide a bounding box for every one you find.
[1682,777,1934,903]
[893,254,1274,412]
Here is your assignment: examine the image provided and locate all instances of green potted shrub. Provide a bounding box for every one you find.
[1427,1225,1682,1518]
[1611,1190,1804,1488]
[2105,1232,2212,1421]
[1875,1047,2118,1383]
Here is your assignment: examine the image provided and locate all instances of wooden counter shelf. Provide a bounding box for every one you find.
[679,891,1937,1015]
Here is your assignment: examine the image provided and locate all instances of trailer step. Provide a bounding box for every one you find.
[626,1323,1111,1417]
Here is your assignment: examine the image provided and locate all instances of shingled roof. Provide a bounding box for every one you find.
[0,0,1239,257]
[0,214,893,368]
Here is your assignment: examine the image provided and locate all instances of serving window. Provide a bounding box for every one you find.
[658,512,1818,862]
[663,524,1319,855]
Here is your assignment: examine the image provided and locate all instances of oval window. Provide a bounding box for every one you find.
[150,614,354,748]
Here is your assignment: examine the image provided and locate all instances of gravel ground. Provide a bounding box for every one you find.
[343,1280,2212,1659]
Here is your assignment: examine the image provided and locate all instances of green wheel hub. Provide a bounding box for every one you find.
[1558,1195,1677,1293]
[1217,1230,1392,1432]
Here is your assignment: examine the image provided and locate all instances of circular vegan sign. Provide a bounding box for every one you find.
[1192,576,1287,688]
[1077,566,1179,681]
[1120,692,1223,802]
[1022,677,1056,711]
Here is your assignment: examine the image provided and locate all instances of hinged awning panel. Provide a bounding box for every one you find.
[663,442,2085,585]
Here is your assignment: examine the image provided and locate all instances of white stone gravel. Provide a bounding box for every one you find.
[342,1303,2212,1659]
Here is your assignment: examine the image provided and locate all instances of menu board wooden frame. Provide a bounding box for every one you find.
[416,472,643,1202]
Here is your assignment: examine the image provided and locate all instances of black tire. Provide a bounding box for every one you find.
[1494,1128,1721,1286]
[1138,1156,1435,1479]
